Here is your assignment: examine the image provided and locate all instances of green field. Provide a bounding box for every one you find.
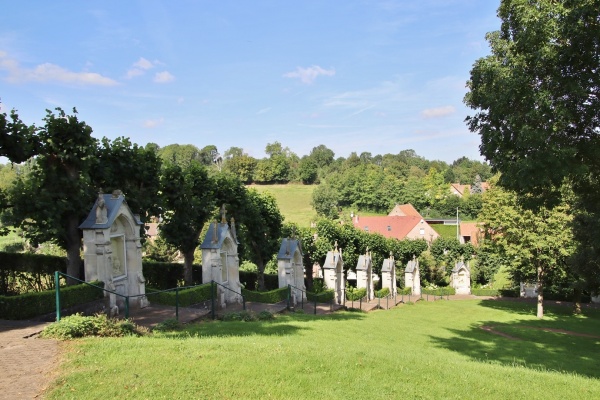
[47,300,600,399]
[249,184,316,226]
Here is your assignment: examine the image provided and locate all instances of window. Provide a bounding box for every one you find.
[419,228,425,235]
[387,226,391,231]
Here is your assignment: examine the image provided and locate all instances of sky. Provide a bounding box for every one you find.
[0,1,501,163]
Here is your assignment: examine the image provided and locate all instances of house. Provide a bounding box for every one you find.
[450,182,490,198]
[352,215,439,243]
[459,222,482,246]
[387,203,422,218]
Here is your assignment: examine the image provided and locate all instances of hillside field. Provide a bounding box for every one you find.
[249,184,317,226]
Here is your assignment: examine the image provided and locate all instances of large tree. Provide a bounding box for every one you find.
[159,161,216,285]
[10,108,97,280]
[464,0,600,295]
[465,0,600,204]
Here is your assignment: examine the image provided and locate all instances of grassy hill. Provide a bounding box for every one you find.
[248,184,316,227]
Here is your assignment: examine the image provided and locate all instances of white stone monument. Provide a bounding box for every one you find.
[356,248,374,300]
[451,261,471,295]
[323,241,345,304]
[277,237,306,304]
[381,252,396,296]
[519,282,537,298]
[200,213,242,308]
[405,258,421,296]
[80,190,148,311]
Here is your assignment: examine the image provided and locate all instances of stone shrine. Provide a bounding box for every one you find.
[80,190,147,311]
[405,258,421,296]
[277,237,306,304]
[200,211,242,308]
[355,248,374,300]
[381,252,397,296]
[451,261,471,295]
[323,241,345,304]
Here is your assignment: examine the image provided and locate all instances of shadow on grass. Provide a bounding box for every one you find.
[479,298,600,318]
[429,309,600,378]
[157,311,365,339]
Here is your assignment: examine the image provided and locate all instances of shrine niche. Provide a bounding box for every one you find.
[451,261,471,295]
[277,238,306,304]
[80,190,147,311]
[405,258,421,296]
[323,241,345,304]
[355,248,374,301]
[200,211,241,308]
[381,252,396,296]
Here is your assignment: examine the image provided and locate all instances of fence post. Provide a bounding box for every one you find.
[314,295,317,315]
[55,271,61,322]
[211,281,215,320]
[287,285,291,310]
[175,288,179,321]
[125,296,130,319]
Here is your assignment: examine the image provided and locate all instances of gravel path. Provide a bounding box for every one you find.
[0,321,59,400]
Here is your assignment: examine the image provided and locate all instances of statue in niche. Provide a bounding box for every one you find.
[137,270,149,308]
[95,190,107,224]
[106,275,119,317]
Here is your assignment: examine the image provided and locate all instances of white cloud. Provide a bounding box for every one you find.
[0,51,117,86]
[154,71,175,83]
[283,65,335,84]
[143,117,164,128]
[126,57,156,78]
[421,105,456,119]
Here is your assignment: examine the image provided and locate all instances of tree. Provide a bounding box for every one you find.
[224,154,257,183]
[158,144,202,169]
[297,156,318,184]
[9,108,97,280]
[464,0,600,206]
[464,0,600,296]
[159,161,215,285]
[309,145,334,168]
[0,109,38,163]
[311,184,339,219]
[479,180,575,318]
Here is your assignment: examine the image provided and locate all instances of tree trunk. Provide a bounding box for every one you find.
[183,249,195,287]
[573,286,582,315]
[536,264,544,319]
[256,259,265,291]
[65,215,82,285]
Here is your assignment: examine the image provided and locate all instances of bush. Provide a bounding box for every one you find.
[153,318,182,332]
[398,287,412,295]
[257,310,275,321]
[40,313,145,339]
[142,261,202,289]
[0,252,68,295]
[221,310,257,322]
[242,287,288,304]
[499,288,519,297]
[0,281,104,320]
[346,287,367,301]
[238,271,279,291]
[375,287,391,298]
[471,288,500,296]
[307,289,335,303]
[146,283,215,307]
[421,287,455,296]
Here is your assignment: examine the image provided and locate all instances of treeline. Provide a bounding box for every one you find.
[143,142,491,220]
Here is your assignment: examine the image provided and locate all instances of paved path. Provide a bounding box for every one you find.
[0,320,58,400]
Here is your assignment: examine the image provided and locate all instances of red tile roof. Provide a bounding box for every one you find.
[459,222,481,246]
[352,216,421,239]
[388,203,422,218]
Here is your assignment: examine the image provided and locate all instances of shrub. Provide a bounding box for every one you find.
[346,287,367,301]
[221,310,256,322]
[238,271,279,291]
[146,283,215,307]
[257,310,275,321]
[375,287,391,298]
[471,288,500,296]
[499,288,519,297]
[398,287,412,295]
[153,318,182,332]
[40,313,146,339]
[242,287,288,304]
[0,281,104,320]
[142,261,202,289]
[307,289,335,303]
[421,287,455,296]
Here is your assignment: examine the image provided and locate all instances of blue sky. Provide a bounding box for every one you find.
[0,1,500,163]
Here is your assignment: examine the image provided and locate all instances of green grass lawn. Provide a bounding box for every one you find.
[47,300,600,399]
[249,184,316,227]
[430,223,459,239]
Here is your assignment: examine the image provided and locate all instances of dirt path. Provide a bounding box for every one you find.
[0,321,60,400]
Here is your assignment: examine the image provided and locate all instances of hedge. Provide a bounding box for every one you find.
[375,287,391,298]
[239,271,279,291]
[471,288,500,296]
[242,287,288,304]
[142,261,202,289]
[306,289,335,303]
[0,281,104,320]
[146,283,215,307]
[421,287,456,296]
[398,287,412,295]
[0,252,67,274]
[346,287,367,301]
